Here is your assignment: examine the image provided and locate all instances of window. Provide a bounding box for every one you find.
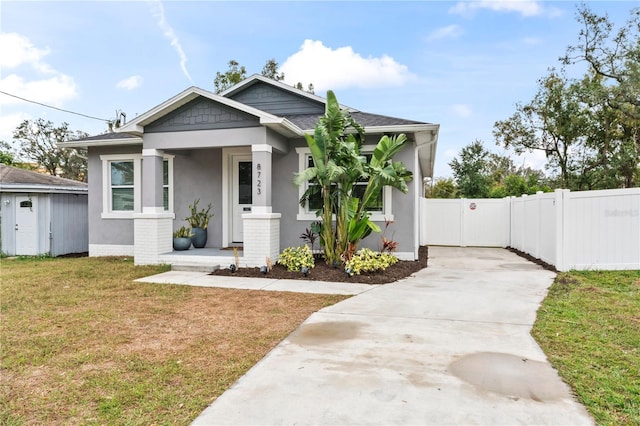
[295,147,393,221]
[110,160,135,211]
[101,154,173,218]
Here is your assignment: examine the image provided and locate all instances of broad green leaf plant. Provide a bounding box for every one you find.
[294,91,412,265]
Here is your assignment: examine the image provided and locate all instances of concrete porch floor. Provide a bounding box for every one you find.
[157,247,244,272]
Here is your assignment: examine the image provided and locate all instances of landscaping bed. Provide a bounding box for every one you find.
[210,246,429,284]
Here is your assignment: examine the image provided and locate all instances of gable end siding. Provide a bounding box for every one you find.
[229,82,324,116]
[145,97,260,133]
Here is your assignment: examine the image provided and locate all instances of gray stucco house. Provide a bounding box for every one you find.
[60,75,439,266]
[0,164,88,256]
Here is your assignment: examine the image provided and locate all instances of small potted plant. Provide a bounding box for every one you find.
[173,226,193,251]
[185,199,214,248]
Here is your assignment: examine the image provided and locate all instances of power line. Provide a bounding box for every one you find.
[0,90,110,122]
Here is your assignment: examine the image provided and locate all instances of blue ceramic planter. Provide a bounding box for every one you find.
[173,237,192,251]
[191,227,207,248]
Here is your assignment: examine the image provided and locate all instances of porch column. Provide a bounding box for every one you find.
[242,144,281,267]
[134,149,173,265]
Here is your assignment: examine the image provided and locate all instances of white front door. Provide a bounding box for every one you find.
[15,195,38,255]
[232,155,252,243]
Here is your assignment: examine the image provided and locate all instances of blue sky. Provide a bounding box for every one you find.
[0,1,635,178]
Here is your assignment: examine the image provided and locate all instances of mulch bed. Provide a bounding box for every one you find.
[507,247,557,272]
[210,246,429,284]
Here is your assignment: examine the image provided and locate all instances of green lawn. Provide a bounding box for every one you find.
[0,256,346,425]
[532,270,640,425]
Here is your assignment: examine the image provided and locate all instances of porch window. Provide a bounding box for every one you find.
[110,160,135,211]
[295,147,392,221]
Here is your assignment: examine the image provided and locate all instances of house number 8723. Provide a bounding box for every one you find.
[256,163,262,195]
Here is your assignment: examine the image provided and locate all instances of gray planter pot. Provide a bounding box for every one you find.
[191,227,207,248]
[173,237,192,251]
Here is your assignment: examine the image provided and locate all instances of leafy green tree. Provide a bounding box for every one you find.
[428,178,458,198]
[213,60,247,94]
[0,141,20,166]
[12,119,88,182]
[449,140,492,198]
[261,58,285,81]
[493,70,588,189]
[294,91,412,264]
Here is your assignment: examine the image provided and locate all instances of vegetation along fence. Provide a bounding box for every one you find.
[420,188,640,271]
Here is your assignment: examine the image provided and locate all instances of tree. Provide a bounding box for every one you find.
[215,58,315,94]
[261,58,285,81]
[449,140,492,198]
[12,119,88,182]
[562,4,640,115]
[0,141,21,166]
[428,178,458,198]
[213,60,247,94]
[294,91,412,264]
[493,70,587,189]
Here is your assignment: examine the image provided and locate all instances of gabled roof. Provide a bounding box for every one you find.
[220,74,357,112]
[0,164,87,194]
[117,86,301,137]
[284,112,428,132]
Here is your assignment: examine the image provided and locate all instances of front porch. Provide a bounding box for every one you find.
[157,247,243,272]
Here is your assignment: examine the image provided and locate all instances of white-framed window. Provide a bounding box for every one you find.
[295,147,393,222]
[100,154,173,218]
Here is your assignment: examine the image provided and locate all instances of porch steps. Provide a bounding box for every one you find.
[171,263,220,273]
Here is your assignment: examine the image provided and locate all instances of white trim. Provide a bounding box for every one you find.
[100,154,142,219]
[295,147,394,222]
[59,137,142,149]
[100,153,174,219]
[251,144,272,153]
[142,148,164,156]
[222,147,251,247]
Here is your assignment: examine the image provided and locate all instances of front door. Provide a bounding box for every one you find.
[15,195,38,255]
[232,156,252,242]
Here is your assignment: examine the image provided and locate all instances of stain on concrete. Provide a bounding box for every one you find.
[449,352,571,401]
[289,321,363,346]
[499,263,542,271]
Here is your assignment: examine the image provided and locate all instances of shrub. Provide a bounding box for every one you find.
[278,245,314,272]
[345,248,398,275]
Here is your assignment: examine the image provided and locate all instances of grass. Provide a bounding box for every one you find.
[0,256,347,425]
[532,270,640,426]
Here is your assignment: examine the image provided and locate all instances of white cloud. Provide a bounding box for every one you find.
[450,0,543,17]
[0,33,77,107]
[280,40,414,92]
[451,104,473,118]
[0,112,31,143]
[149,0,192,83]
[425,25,464,42]
[116,75,143,90]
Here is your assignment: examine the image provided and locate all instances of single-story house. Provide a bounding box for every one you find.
[60,75,439,266]
[0,164,88,256]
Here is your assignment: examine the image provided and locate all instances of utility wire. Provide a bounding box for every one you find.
[0,90,110,122]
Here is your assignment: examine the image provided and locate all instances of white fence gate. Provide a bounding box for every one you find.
[420,188,640,271]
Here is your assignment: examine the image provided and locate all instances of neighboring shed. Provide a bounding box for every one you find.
[0,164,88,256]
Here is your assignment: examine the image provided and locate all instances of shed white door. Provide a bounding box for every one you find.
[232,156,252,243]
[15,195,38,255]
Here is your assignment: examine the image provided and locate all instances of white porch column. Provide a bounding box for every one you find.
[241,144,280,267]
[134,149,173,265]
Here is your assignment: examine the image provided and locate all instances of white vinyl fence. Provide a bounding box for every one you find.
[420,188,640,271]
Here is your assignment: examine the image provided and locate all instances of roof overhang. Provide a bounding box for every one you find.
[0,183,87,194]
[59,135,143,149]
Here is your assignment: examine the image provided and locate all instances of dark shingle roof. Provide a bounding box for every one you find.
[284,112,428,131]
[0,164,87,188]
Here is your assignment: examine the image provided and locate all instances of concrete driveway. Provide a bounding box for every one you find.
[192,246,593,425]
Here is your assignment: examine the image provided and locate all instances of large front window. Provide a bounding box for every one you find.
[296,147,392,221]
[100,154,173,218]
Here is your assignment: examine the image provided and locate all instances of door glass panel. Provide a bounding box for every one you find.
[238,161,252,204]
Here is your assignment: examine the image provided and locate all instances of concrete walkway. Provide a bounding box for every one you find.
[163,247,593,425]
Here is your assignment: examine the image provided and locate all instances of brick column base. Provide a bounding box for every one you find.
[133,212,174,265]
[242,213,281,267]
